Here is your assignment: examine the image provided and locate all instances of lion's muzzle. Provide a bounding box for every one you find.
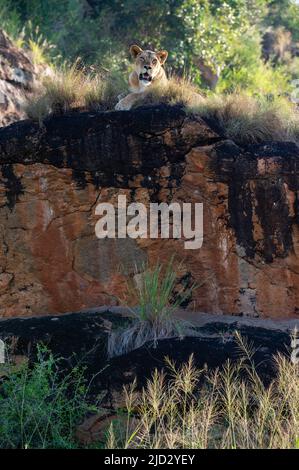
[139,72,152,82]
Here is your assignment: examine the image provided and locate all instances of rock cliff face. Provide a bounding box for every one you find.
[0,104,299,319]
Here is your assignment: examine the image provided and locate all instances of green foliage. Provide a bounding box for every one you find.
[217,33,292,94]
[266,0,299,41]
[0,0,22,38]
[0,345,95,449]
[170,0,267,78]
[135,259,195,323]
[0,0,298,95]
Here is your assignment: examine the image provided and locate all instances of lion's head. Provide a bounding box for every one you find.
[130,45,168,85]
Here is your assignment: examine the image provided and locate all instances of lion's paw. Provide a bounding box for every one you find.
[115,101,123,111]
[115,99,131,111]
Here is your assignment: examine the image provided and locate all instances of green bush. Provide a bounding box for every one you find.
[0,0,22,39]
[1,0,298,97]
[0,345,96,449]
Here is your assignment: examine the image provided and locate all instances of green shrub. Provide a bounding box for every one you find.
[0,0,22,39]
[1,0,299,98]
[0,345,95,449]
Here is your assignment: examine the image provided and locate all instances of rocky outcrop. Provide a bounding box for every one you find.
[0,309,293,398]
[0,104,299,319]
[0,29,45,127]
[262,27,292,63]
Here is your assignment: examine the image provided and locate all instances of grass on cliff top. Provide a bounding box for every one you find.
[24,62,299,146]
[24,63,125,123]
[192,93,299,146]
[130,76,205,109]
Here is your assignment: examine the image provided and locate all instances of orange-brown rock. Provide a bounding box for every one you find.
[0,104,299,319]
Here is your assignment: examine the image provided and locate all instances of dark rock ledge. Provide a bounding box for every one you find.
[0,309,296,406]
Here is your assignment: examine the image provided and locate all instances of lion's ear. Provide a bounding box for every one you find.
[130,45,143,59]
[157,50,168,64]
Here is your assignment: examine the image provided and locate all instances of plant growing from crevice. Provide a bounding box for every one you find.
[107,259,197,358]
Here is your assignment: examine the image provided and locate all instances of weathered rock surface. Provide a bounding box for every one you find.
[0,310,293,398]
[0,104,299,318]
[0,29,45,127]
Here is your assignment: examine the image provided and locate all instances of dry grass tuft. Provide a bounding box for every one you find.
[25,73,203,123]
[192,93,299,145]
[24,63,125,122]
[107,317,196,359]
[131,76,204,109]
[107,334,299,449]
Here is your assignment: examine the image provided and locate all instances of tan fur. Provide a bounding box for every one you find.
[115,45,168,111]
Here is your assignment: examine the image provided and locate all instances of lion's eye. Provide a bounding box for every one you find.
[140,57,144,62]
[152,59,157,65]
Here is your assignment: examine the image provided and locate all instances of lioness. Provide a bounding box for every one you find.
[115,45,168,111]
